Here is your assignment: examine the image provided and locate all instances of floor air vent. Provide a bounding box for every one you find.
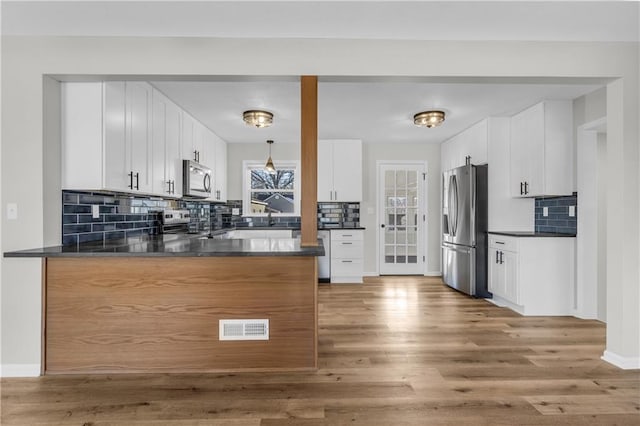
[219,319,269,341]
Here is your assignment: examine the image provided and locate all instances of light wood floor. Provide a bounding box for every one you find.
[2,276,639,425]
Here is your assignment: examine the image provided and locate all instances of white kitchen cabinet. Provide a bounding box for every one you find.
[510,100,573,197]
[318,139,362,202]
[488,233,575,316]
[486,117,534,232]
[440,119,488,171]
[213,134,227,202]
[330,229,364,283]
[182,111,206,164]
[152,88,182,197]
[63,81,153,194]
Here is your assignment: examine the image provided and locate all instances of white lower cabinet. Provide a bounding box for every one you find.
[330,230,364,283]
[488,234,575,315]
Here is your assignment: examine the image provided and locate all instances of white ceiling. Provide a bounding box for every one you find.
[3,1,625,144]
[152,78,601,144]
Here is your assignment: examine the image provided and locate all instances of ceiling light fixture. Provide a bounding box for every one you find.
[265,140,276,173]
[413,110,445,128]
[243,110,274,128]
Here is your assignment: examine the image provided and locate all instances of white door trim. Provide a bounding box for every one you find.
[376,160,428,275]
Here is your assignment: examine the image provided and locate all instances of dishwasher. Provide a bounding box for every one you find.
[318,230,331,283]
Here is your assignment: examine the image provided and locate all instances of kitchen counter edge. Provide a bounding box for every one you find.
[488,231,576,238]
[4,234,325,258]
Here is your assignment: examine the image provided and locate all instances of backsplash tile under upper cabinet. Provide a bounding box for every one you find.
[535,194,577,235]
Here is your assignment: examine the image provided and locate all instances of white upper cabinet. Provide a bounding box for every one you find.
[440,119,488,172]
[151,88,183,197]
[510,100,573,197]
[213,134,227,202]
[63,81,229,200]
[181,112,198,163]
[486,117,534,232]
[63,81,154,194]
[318,139,362,202]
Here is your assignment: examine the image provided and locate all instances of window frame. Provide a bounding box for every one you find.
[242,160,301,217]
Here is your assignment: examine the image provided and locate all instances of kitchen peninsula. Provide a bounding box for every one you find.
[5,235,324,374]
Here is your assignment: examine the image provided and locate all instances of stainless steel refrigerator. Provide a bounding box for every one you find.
[441,164,490,298]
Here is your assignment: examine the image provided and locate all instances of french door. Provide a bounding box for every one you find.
[378,162,426,275]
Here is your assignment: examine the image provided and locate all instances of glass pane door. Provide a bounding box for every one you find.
[379,164,424,275]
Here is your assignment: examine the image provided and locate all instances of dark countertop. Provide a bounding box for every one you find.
[318,227,366,230]
[4,233,325,258]
[489,231,576,238]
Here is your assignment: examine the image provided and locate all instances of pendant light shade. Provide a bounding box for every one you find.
[413,110,445,128]
[243,110,274,128]
[265,140,276,173]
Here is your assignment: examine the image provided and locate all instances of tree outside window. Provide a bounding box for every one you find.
[243,161,300,216]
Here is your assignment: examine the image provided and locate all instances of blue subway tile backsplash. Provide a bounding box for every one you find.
[62,191,361,246]
[535,193,577,235]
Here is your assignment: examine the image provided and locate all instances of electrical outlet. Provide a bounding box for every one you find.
[543,207,549,217]
[232,208,240,215]
[7,203,18,220]
[92,204,100,219]
[569,205,576,217]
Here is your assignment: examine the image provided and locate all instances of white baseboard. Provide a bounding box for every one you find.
[601,350,640,370]
[363,271,378,277]
[0,363,41,377]
[424,271,442,277]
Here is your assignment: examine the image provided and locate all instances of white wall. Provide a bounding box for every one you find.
[597,132,607,323]
[227,143,301,200]
[1,36,638,374]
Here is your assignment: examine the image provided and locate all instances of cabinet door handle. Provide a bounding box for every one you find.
[495,250,499,264]
[499,251,504,264]
[524,181,529,195]
[342,260,353,263]
[342,242,353,245]
[166,180,172,194]
[334,190,338,200]
[495,241,504,245]
[128,171,134,189]
[135,172,140,190]
[520,182,524,195]
[172,180,175,194]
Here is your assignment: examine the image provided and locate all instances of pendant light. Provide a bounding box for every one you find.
[413,110,445,128]
[265,140,276,173]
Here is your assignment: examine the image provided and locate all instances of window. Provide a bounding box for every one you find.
[243,161,300,216]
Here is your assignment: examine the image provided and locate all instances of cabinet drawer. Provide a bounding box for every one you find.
[331,258,363,277]
[331,240,363,258]
[330,230,363,241]
[488,234,518,252]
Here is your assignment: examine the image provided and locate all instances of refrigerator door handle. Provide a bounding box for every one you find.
[449,174,458,237]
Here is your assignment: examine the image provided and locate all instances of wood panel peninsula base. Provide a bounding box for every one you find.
[44,256,318,374]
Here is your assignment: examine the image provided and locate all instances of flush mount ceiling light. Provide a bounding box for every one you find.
[243,110,274,128]
[265,140,276,173]
[413,110,445,128]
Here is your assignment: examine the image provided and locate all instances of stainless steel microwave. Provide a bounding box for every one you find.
[183,160,212,198]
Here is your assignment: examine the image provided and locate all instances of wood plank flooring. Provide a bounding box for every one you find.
[2,276,639,425]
